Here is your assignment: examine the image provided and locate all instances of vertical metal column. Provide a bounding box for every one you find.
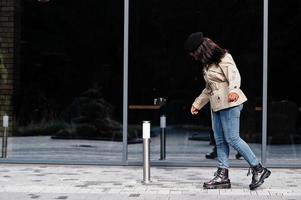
[262,0,269,165]
[1,115,9,158]
[160,115,166,160]
[122,0,129,163]
[142,121,151,183]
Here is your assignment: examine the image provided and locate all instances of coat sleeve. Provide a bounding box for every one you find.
[192,83,211,110]
[219,53,241,94]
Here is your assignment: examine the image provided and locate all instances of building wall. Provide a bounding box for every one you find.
[0,0,16,134]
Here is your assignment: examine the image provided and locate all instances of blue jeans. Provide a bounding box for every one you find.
[212,104,259,168]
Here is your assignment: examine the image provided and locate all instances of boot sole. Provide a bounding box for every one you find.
[249,170,271,190]
[203,183,231,189]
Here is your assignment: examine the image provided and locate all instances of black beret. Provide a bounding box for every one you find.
[184,32,204,53]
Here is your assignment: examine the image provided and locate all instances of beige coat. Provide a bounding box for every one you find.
[192,53,247,112]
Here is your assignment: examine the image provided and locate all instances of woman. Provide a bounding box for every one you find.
[184,32,271,190]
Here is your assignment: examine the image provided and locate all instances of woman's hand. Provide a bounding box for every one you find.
[228,92,239,102]
[191,105,199,115]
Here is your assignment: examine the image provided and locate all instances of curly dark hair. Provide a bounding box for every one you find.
[191,37,227,66]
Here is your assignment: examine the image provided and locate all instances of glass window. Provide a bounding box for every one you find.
[12,0,124,162]
[267,0,301,165]
[128,0,263,164]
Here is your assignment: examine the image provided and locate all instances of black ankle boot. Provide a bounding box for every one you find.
[205,147,217,159]
[203,168,231,189]
[248,163,271,190]
[235,152,242,159]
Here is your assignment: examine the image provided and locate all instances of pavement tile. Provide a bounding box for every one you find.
[0,164,300,199]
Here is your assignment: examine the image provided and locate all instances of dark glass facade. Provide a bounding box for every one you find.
[0,0,300,167]
[11,0,124,162]
[267,1,301,165]
[127,0,263,164]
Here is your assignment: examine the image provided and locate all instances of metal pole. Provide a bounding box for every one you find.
[2,115,9,158]
[122,0,129,163]
[160,115,166,160]
[262,0,268,165]
[142,121,151,183]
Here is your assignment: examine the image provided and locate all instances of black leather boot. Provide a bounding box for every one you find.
[203,168,231,189]
[205,146,217,159]
[235,152,242,159]
[248,163,271,190]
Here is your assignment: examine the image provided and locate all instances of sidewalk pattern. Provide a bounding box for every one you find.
[0,164,300,200]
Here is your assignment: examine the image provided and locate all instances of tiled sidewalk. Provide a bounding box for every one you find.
[0,164,300,200]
